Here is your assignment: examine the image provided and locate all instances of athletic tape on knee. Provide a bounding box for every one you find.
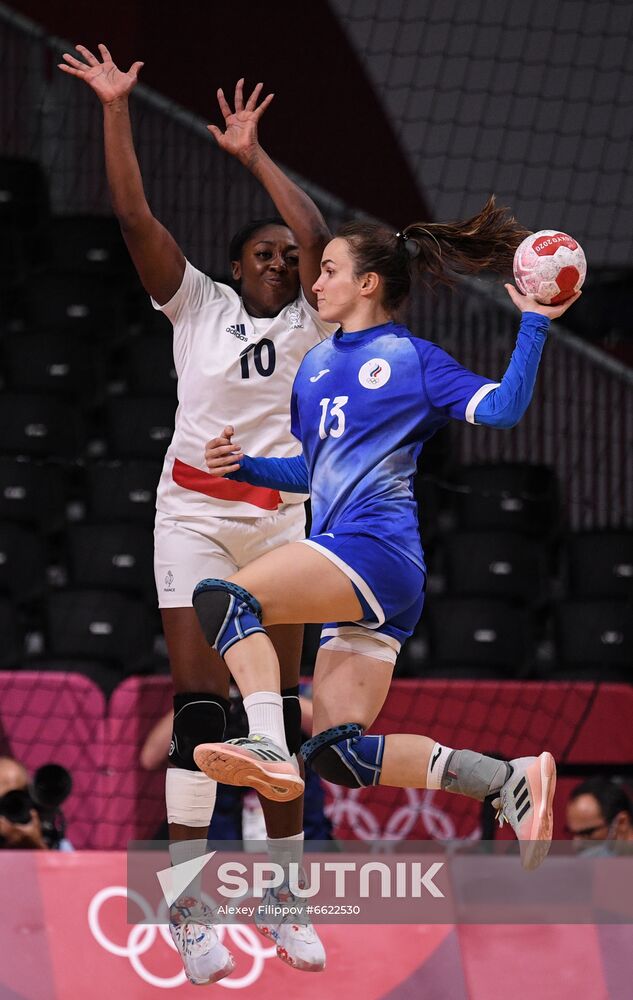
[301,723,385,788]
[319,626,400,665]
[165,768,217,827]
[169,692,229,770]
[281,685,302,754]
[192,578,265,657]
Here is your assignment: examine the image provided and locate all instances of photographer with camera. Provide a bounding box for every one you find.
[0,756,74,851]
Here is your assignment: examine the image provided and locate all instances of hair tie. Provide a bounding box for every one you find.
[395,230,420,259]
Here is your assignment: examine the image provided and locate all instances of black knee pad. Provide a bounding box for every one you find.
[282,685,302,755]
[169,692,230,770]
[192,578,264,657]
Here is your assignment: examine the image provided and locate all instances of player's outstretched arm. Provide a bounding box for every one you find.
[204,427,309,492]
[58,43,184,305]
[209,79,330,307]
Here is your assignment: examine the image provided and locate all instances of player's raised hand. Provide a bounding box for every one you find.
[58,43,143,105]
[204,426,244,477]
[208,79,274,165]
[505,283,581,320]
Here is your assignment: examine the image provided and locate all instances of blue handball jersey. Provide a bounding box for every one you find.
[290,321,493,571]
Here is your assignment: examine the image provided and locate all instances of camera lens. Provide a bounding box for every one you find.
[31,764,72,810]
[0,788,34,825]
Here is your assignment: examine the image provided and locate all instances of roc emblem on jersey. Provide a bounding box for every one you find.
[358,358,391,389]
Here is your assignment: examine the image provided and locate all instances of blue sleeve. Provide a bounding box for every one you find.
[227,453,309,493]
[418,340,496,422]
[473,312,550,428]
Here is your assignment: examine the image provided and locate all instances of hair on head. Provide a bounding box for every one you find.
[337,197,531,312]
[228,216,289,263]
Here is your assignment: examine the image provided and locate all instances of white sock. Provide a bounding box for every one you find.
[243,691,289,755]
[426,742,454,790]
[168,837,209,901]
[267,831,305,886]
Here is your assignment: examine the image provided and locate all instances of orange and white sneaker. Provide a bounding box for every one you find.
[194,736,304,802]
[492,751,557,871]
[255,885,326,972]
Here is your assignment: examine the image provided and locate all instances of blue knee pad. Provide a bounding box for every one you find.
[192,578,265,658]
[301,723,385,788]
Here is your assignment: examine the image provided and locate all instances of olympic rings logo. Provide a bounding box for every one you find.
[324,785,481,841]
[88,887,276,989]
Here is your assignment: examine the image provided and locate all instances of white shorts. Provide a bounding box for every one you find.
[154,505,306,608]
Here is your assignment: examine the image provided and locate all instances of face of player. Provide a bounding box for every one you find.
[231,224,300,318]
[312,237,371,327]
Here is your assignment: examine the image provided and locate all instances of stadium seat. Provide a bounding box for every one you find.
[565,531,633,599]
[66,523,155,598]
[48,215,133,278]
[0,524,47,603]
[0,457,66,531]
[44,589,155,670]
[425,597,532,676]
[442,530,549,603]
[122,333,177,395]
[2,331,107,402]
[450,463,560,537]
[84,461,160,523]
[105,396,176,459]
[25,272,124,339]
[0,597,21,669]
[0,393,85,458]
[554,599,632,673]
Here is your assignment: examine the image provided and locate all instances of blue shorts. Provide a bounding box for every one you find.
[301,527,426,652]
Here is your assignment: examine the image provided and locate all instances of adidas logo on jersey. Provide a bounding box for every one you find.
[226,323,248,341]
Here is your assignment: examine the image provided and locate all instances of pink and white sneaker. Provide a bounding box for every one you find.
[194,736,304,802]
[492,751,557,871]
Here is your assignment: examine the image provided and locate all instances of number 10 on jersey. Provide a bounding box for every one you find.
[318,396,349,439]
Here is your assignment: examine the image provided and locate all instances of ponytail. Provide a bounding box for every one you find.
[402,196,530,287]
[337,196,530,312]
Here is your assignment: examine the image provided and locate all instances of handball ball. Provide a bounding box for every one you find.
[513,230,586,305]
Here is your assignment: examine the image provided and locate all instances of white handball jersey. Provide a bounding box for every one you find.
[152,260,335,518]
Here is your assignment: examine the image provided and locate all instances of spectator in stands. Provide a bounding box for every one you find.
[0,756,73,851]
[60,42,332,980]
[566,776,633,848]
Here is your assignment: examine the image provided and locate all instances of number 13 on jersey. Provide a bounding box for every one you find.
[318,396,349,439]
